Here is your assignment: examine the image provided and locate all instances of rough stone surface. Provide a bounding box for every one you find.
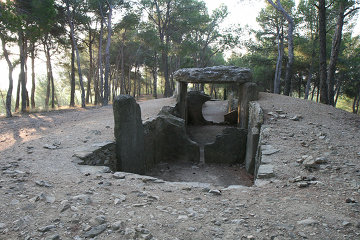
[224,110,238,124]
[245,102,263,174]
[113,95,145,174]
[143,113,200,170]
[73,141,116,168]
[257,164,275,179]
[204,127,247,164]
[174,66,252,84]
[238,82,259,128]
[187,91,211,125]
[245,127,260,174]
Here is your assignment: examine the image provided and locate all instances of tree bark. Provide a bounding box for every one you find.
[86,27,93,104]
[274,27,283,94]
[66,0,85,108]
[30,42,36,109]
[18,31,27,113]
[98,4,104,102]
[327,2,345,106]
[318,0,328,104]
[103,1,112,106]
[267,0,294,96]
[1,36,14,117]
[69,35,76,107]
[152,52,158,99]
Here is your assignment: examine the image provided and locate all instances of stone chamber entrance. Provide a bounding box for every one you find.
[74,66,264,188]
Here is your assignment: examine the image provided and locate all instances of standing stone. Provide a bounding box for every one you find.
[113,95,145,174]
[238,82,258,129]
[187,91,211,125]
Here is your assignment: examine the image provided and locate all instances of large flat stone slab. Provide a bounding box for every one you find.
[174,66,252,84]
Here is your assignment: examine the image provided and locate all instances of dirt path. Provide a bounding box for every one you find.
[0,93,359,240]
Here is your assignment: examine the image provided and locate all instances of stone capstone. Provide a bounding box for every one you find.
[187,91,211,125]
[174,66,252,84]
[113,95,145,174]
[144,113,200,170]
[204,127,247,164]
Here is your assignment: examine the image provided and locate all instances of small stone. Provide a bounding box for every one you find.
[111,221,125,231]
[72,194,92,204]
[290,115,302,121]
[0,223,6,229]
[10,199,20,205]
[113,172,126,179]
[38,224,56,232]
[83,224,107,238]
[187,227,197,232]
[342,221,351,227]
[297,182,309,188]
[209,189,222,195]
[297,218,318,226]
[35,180,53,188]
[45,234,60,240]
[178,215,189,220]
[247,235,255,240]
[315,157,327,164]
[345,198,357,203]
[94,215,106,225]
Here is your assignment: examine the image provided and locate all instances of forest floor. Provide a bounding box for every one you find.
[0,93,359,240]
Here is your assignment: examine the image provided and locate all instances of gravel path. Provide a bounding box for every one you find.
[0,93,359,240]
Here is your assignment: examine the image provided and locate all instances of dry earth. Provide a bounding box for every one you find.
[0,93,359,240]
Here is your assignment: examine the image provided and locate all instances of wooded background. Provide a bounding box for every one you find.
[0,0,359,117]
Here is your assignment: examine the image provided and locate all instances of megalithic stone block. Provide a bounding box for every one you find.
[113,95,145,174]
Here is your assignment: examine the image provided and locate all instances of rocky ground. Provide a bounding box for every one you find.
[0,93,359,240]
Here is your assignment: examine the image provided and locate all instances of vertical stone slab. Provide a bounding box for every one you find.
[178,82,188,124]
[113,95,145,174]
[238,82,258,129]
[245,102,263,174]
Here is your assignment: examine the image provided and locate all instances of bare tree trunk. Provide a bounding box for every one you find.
[274,27,283,94]
[103,1,112,106]
[1,36,14,117]
[305,39,316,100]
[18,31,27,113]
[70,35,76,107]
[128,65,132,94]
[43,42,51,109]
[327,2,345,106]
[318,0,328,104]
[30,42,36,109]
[98,5,104,102]
[152,52,158,99]
[267,0,294,96]
[86,27,93,104]
[66,0,85,108]
[15,77,20,112]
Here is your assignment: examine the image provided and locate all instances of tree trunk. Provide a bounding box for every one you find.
[43,41,51,109]
[327,2,345,106]
[274,27,284,94]
[98,6,104,102]
[305,38,316,100]
[103,2,112,106]
[86,27,93,104]
[318,0,328,104]
[1,36,14,117]
[19,31,27,113]
[70,35,76,107]
[30,42,36,109]
[152,52,158,99]
[66,0,85,108]
[267,0,294,96]
[15,77,20,112]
